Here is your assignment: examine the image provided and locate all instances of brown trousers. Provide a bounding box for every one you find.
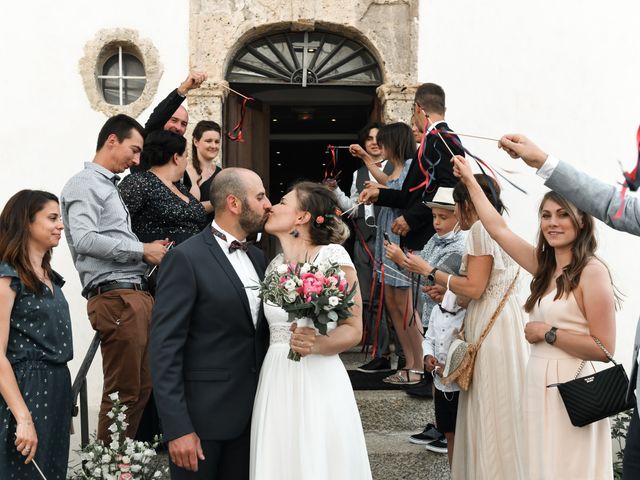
[87,289,154,442]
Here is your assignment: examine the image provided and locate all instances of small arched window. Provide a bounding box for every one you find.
[98,46,147,105]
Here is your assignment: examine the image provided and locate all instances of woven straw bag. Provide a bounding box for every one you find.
[442,269,520,391]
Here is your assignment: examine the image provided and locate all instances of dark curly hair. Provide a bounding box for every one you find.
[292,182,350,245]
[453,174,505,227]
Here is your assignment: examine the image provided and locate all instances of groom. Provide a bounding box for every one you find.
[150,168,314,479]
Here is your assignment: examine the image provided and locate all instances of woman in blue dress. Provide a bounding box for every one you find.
[350,122,423,384]
[0,190,73,479]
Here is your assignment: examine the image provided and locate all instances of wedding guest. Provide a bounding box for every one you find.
[359,83,463,251]
[453,155,615,479]
[185,120,223,219]
[61,114,167,442]
[386,187,466,459]
[400,175,528,479]
[131,71,207,179]
[352,122,423,384]
[0,190,73,479]
[119,130,208,246]
[332,122,395,374]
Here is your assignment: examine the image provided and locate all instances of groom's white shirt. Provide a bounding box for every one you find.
[211,220,261,326]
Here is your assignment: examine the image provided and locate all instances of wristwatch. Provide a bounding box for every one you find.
[544,326,558,345]
[427,267,439,286]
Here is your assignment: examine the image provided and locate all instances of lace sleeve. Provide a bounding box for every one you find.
[461,221,505,273]
[318,244,355,269]
[265,253,285,276]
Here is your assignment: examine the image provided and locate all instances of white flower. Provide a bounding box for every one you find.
[117,412,126,422]
[132,452,143,461]
[94,467,102,476]
[106,411,115,419]
[154,472,162,478]
[108,392,119,402]
[131,464,142,473]
[328,296,339,307]
[110,440,119,450]
[120,405,128,412]
[108,423,118,433]
[101,454,111,464]
[300,263,311,274]
[276,264,289,275]
[121,455,131,464]
[283,279,296,291]
[144,448,156,457]
[285,291,298,303]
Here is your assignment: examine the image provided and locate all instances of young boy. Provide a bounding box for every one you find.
[386,187,466,463]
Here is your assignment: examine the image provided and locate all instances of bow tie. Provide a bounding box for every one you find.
[229,240,249,253]
[211,225,250,254]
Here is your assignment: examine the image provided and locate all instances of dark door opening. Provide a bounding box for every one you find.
[224,84,380,255]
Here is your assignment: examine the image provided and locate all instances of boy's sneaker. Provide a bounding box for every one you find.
[424,437,448,454]
[408,423,441,445]
[356,357,392,373]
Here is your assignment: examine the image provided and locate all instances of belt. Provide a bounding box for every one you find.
[87,281,147,299]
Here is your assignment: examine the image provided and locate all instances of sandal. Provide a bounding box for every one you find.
[382,369,422,385]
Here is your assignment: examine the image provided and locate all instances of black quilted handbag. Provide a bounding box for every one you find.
[548,336,636,427]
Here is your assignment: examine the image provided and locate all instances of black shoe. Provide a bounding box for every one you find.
[356,357,393,373]
[424,437,448,454]
[405,375,433,398]
[408,423,441,445]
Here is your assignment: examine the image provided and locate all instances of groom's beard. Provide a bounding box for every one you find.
[239,208,269,236]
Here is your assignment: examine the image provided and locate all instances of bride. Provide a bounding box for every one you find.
[250,181,372,480]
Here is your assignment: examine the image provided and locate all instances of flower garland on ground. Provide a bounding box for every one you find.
[70,392,168,480]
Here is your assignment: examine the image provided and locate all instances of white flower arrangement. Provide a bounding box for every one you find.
[70,392,168,480]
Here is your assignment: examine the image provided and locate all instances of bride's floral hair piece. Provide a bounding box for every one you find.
[291,182,350,245]
[314,208,342,227]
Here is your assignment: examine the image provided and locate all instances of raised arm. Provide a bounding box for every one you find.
[452,155,537,274]
[348,144,390,185]
[500,134,640,236]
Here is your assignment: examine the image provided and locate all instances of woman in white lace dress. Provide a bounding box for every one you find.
[250,182,372,480]
[401,175,529,479]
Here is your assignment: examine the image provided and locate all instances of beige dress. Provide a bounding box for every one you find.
[451,221,529,480]
[524,288,613,480]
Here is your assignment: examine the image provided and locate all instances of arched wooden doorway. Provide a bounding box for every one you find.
[223,30,383,204]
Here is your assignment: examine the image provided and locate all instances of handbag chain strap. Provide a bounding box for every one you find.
[574,336,616,379]
[475,268,521,347]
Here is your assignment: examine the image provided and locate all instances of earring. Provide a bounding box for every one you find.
[289,229,299,238]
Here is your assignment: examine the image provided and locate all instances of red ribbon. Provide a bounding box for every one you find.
[324,144,341,181]
[409,121,431,192]
[227,96,254,143]
[614,125,640,219]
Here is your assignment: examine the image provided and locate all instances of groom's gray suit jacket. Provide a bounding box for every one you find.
[546,159,640,409]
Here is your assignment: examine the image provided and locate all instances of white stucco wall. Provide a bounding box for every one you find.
[419,0,640,367]
[0,1,190,444]
[1,0,639,448]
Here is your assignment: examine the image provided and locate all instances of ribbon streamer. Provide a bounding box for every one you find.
[227,95,254,143]
[614,125,640,219]
[324,144,342,181]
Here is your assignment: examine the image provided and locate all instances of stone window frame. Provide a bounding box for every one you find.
[79,28,163,117]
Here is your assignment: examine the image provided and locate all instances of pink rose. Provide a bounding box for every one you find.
[338,279,347,292]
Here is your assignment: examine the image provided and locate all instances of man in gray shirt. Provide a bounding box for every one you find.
[61,114,167,442]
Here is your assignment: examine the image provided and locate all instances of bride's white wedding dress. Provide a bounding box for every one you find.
[250,244,372,480]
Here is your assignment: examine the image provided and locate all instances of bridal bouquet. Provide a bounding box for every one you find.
[70,392,168,480]
[258,260,358,361]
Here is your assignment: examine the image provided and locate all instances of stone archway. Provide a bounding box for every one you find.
[187,1,420,134]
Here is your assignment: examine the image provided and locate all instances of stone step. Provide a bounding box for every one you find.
[150,431,451,480]
[355,389,434,432]
[367,431,451,480]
